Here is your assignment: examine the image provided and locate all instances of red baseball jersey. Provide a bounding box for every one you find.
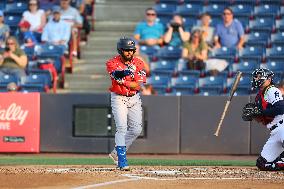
[106,55,146,96]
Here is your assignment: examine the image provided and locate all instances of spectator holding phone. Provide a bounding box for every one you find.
[0,36,28,79]
[164,14,190,47]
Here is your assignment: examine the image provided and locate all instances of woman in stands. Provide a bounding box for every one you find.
[0,36,28,79]
[22,0,46,41]
[182,29,208,71]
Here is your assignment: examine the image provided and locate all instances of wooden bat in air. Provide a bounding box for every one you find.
[214,71,242,137]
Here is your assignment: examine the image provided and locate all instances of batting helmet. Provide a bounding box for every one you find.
[251,68,274,89]
[117,37,136,55]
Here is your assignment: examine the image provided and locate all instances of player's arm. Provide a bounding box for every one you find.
[261,88,284,117]
[262,100,284,117]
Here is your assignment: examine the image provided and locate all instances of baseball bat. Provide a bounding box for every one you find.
[214,71,242,137]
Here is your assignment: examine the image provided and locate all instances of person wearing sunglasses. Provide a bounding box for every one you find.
[134,8,164,47]
[213,7,245,50]
[0,36,28,79]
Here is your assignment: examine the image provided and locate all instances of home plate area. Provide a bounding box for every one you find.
[1,166,284,189]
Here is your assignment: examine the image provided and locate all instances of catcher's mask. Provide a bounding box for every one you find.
[251,68,274,89]
[117,37,136,56]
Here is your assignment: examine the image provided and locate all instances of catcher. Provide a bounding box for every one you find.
[242,68,284,171]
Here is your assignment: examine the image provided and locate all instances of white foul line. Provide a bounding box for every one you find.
[71,178,139,189]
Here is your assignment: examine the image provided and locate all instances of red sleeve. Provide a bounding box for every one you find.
[133,59,146,83]
[106,59,117,76]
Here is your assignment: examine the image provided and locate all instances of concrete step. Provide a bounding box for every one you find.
[94,21,137,32]
[95,0,154,22]
[90,31,133,38]
[72,63,107,74]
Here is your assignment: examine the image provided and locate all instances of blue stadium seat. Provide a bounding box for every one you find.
[0,74,18,91]
[183,0,205,4]
[226,76,252,95]
[233,0,256,5]
[176,59,202,77]
[183,16,197,28]
[5,2,28,14]
[254,4,280,17]
[249,17,275,32]
[207,0,231,5]
[266,45,284,61]
[260,61,284,79]
[0,2,5,10]
[20,74,47,92]
[275,18,284,31]
[147,75,171,94]
[157,0,182,5]
[156,15,172,26]
[202,4,226,16]
[21,46,35,61]
[238,46,265,62]
[170,75,198,95]
[230,61,259,77]
[150,60,177,76]
[154,3,177,16]
[156,46,182,60]
[258,0,282,5]
[34,44,65,73]
[175,3,203,16]
[245,31,270,47]
[209,46,236,62]
[4,14,21,28]
[230,4,254,17]
[140,45,160,60]
[235,16,250,31]
[209,16,222,27]
[198,76,226,96]
[27,69,52,88]
[271,32,284,46]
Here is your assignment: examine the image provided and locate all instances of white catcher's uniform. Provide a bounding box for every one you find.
[259,86,284,162]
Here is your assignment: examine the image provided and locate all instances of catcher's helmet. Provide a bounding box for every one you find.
[117,37,136,55]
[251,68,274,89]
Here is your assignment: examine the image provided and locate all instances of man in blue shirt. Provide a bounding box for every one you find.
[213,7,245,49]
[41,6,71,52]
[134,8,164,46]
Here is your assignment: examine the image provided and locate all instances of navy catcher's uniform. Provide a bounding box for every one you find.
[242,68,284,171]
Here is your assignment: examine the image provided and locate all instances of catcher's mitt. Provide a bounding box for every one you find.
[242,103,263,121]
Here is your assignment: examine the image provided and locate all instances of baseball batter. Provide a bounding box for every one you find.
[242,68,284,171]
[106,37,146,170]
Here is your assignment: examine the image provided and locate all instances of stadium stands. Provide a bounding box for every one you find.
[149,0,284,96]
[0,0,94,93]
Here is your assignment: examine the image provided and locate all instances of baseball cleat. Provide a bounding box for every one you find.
[117,165,130,171]
[108,152,118,165]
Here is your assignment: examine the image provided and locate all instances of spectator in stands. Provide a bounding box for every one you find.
[40,0,60,17]
[22,0,46,41]
[0,36,28,79]
[213,7,245,50]
[0,11,10,48]
[7,82,18,92]
[134,43,150,76]
[41,6,71,52]
[141,83,156,95]
[192,13,214,48]
[163,14,190,47]
[60,0,83,57]
[18,20,38,47]
[134,8,164,47]
[182,29,208,71]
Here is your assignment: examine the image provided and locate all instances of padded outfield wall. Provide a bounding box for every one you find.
[40,93,269,154]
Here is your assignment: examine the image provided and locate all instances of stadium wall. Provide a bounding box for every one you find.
[40,94,269,154]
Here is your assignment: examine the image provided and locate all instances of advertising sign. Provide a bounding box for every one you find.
[0,93,40,152]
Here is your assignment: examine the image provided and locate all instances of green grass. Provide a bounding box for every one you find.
[0,156,255,167]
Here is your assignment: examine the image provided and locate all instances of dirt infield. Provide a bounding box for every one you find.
[0,165,284,189]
